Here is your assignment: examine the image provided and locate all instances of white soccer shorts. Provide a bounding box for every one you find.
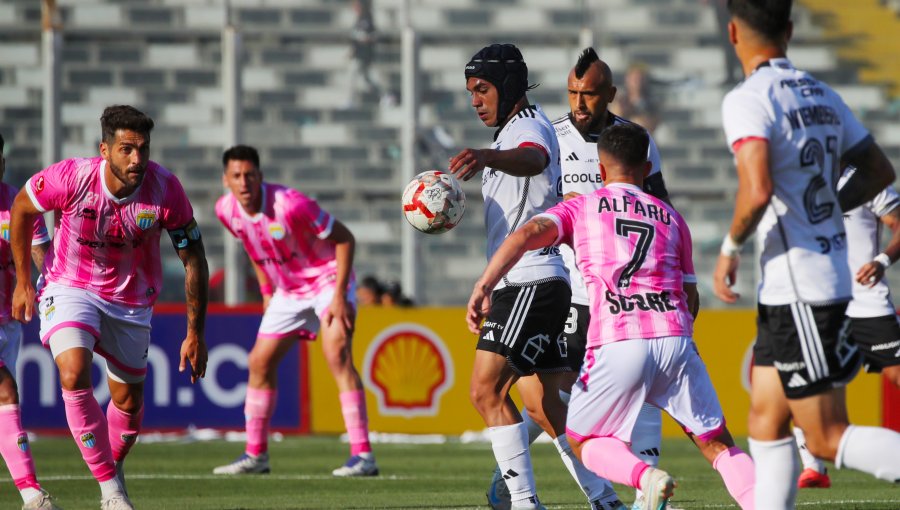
[257,281,356,341]
[38,283,152,383]
[0,320,23,373]
[566,336,725,444]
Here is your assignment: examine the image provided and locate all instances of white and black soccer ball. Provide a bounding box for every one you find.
[401,170,466,234]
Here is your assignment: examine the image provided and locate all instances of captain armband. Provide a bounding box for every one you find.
[168,218,203,250]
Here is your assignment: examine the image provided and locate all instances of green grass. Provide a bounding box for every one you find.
[0,436,897,509]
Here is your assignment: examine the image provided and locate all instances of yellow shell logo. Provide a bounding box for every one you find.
[363,324,454,417]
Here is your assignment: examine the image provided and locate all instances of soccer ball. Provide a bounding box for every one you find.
[402,170,466,234]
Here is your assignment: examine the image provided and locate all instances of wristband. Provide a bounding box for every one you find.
[874,253,892,268]
[720,234,742,258]
[259,283,273,296]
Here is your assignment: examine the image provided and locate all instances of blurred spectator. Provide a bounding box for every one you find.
[346,0,394,107]
[381,280,414,307]
[356,275,384,306]
[611,63,661,134]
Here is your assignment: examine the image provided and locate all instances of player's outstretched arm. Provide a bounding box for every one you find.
[858,205,900,287]
[467,216,558,333]
[448,146,547,181]
[173,222,209,384]
[839,142,895,213]
[322,219,355,331]
[9,190,41,322]
[714,139,773,304]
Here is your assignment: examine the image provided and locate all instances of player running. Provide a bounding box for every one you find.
[469,123,755,510]
[10,105,209,510]
[487,47,668,510]
[212,145,377,477]
[449,44,624,510]
[0,133,60,510]
[795,165,900,489]
[713,1,900,507]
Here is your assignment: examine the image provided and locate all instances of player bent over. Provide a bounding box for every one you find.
[468,124,755,510]
[213,145,377,477]
[10,105,209,510]
[0,132,61,510]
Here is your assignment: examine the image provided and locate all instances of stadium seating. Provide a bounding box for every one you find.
[1,0,898,306]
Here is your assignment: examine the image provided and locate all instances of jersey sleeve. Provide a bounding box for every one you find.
[509,117,554,165]
[675,210,696,283]
[537,198,578,247]
[722,88,773,151]
[159,174,195,229]
[288,191,334,240]
[870,184,900,218]
[25,159,77,213]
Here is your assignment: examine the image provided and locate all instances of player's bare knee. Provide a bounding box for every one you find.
[469,383,500,414]
[884,366,900,389]
[56,365,92,391]
[0,376,19,405]
[247,348,273,378]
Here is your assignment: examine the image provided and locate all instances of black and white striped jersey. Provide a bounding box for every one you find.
[722,58,871,306]
[482,104,568,288]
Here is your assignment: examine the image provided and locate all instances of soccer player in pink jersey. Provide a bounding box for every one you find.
[468,124,755,510]
[212,145,377,477]
[9,106,210,510]
[0,133,61,510]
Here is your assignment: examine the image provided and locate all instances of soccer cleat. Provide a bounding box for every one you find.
[797,467,831,488]
[486,466,512,510]
[22,490,63,510]
[213,452,271,475]
[638,467,676,510]
[510,495,546,510]
[331,453,379,477]
[100,493,134,510]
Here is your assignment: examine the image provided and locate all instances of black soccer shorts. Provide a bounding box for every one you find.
[848,314,900,373]
[754,301,860,399]
[476,280,572,376]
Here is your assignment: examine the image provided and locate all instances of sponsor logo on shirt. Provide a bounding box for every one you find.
[136,209,158,230]
[268,223,285,240]
[0,221,8,242]
[35,176,44,193]
[78,207,98,220]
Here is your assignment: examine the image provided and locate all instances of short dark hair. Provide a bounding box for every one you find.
[100,105,154,143]
[222,145,260,169]
[728,0,792,41]
[574,47,600,79]
[598,123,649,169]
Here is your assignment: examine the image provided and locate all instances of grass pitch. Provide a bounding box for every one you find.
[0,435,897,509]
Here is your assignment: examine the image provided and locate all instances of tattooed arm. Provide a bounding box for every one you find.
[713,139,773,303]
[466,216,559,333]
[175,233,209,383]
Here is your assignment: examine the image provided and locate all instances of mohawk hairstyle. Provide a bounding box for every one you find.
[574,47,600,79]
[728,0,792,42]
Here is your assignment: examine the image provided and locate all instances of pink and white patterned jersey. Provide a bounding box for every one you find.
[0,182,50,322]
[215,182,348,301]
[25,157,194,307]
[540,183,695,347]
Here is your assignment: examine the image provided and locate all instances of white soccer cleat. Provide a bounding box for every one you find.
[22,490,63,510]
[638,467,676,510]
[213,452,271,475]
[100,492,134,510]
[486,466,512,510]
[331,452,379,477]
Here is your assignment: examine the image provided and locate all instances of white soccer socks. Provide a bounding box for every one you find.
[836,424,900,482]
[748,436,798,510]
[552,434,618,504]
[793,427,827,473]
[488,422,538,505]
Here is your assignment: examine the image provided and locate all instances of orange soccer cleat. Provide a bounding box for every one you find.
[797,467,831,489]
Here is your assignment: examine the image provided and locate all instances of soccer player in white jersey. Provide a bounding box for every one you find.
[448,44,622,510]
[10,106,210,510]
[713,1,900,507]
[794,166,900,489]
[469,123,755,510]
[487,47,669,510]
[0,133,60,510]
[212,145,377,477]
